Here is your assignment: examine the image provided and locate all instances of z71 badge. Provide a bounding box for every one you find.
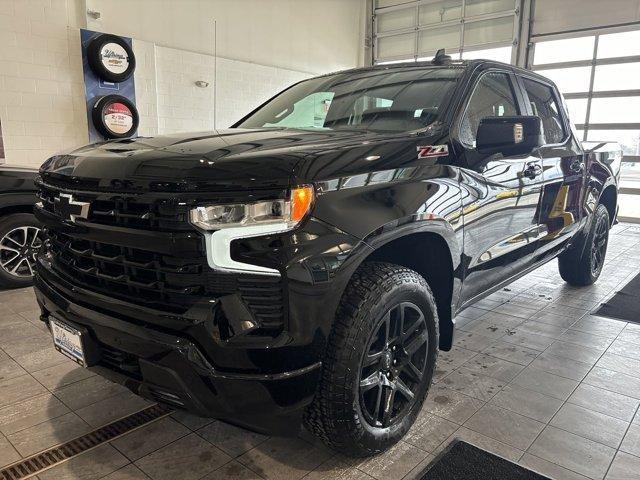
[417,145,449,159]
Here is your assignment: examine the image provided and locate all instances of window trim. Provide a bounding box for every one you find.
[516,73,571,147]
[454,68,522,149]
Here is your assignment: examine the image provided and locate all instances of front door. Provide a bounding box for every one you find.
[455,70,545,306]
[517,75,584,261]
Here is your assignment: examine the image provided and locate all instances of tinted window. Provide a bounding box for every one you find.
[460,72,519,147]
[236,67,462,132]
[522,78,565,144]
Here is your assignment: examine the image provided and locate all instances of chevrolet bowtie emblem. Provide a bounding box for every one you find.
[54,194,90,223]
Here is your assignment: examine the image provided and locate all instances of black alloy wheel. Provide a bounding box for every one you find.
[359,302,429,428]
[305,262,439,457]
[558,203,610,286]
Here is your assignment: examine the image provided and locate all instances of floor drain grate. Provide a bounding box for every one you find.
[1,404,173,480]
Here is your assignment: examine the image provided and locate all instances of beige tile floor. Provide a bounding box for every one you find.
[2,224,640,480]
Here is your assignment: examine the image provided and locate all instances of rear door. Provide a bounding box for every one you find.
[516,75,585,261]
[455,69,546,306]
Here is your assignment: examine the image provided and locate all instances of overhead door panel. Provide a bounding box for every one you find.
[373,0,518,64]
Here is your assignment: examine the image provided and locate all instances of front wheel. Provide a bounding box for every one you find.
[558,204,610,286]
[0,213,42,289]
[305,262,439,457]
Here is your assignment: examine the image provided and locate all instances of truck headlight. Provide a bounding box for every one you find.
[190,185,314,232]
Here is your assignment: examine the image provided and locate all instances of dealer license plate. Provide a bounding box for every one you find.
[51,319,86,366]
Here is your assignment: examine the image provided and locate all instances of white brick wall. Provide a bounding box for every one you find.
[0,0,88,168]
[0,0,359,168]
[214,57,310,129]
[154,48,312,134]
[133,39,159,137]
[155,46,216,134]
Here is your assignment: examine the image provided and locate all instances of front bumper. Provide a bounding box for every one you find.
[34,263,321,435]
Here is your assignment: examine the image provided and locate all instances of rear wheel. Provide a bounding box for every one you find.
[305,262,439,457]
[0,213,42,289]
[558,204,610,286]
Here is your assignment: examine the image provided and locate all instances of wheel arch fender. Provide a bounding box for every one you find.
[598,183,618,226]
[0,193,38,217]
[586,156,618,226]
[340,215,462,351]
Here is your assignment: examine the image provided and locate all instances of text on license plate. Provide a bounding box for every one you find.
[51,319,86,366]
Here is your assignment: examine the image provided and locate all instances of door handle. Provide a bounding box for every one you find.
[523,163,543,180]
[570,159,585,173]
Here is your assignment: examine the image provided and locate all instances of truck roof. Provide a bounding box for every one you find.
[318,59,556,87]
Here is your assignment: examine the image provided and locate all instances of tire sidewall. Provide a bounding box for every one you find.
[586,205,610,282]
[349,281,439,451]
[87,34,136,83]
[91,95,139,139]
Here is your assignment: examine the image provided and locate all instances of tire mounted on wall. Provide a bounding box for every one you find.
[91,95,139,139]
[87,33,136,83]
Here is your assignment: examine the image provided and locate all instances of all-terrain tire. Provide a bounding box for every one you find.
[304,261,439,457]
[558,204,610,286]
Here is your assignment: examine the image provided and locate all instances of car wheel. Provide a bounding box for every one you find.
[0,213,42,289]
[558,204,610,286]
[305,261,439,457]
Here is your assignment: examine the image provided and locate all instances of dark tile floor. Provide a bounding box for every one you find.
[1,224,640,479]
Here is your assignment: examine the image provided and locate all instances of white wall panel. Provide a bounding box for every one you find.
[214,58,310,129]
[374,0,518,63]
[378,7,416,32]
[153,47,311,134]
[131,44,313,136]
[1,0,362,168]
[86,0,366,74]
[378,33,417,58]
[0,0,88,168]
[532,0,640,36]
[464,16,514,46]
[465,0,516,16]
[419,1,462,25]
[418,25,461,52]
[155,47,216,134]
[133,40,159,137]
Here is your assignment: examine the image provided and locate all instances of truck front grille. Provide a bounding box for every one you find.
[39,182,287,335]
[38,183,192,231]
[47,230,286,332]
[48,230,206,312]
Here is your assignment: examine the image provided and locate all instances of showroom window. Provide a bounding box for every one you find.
[531,27,640,222]
[373,0,519,65]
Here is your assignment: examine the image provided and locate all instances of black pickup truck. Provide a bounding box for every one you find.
[33,56,621,456]
[0,165,41,288]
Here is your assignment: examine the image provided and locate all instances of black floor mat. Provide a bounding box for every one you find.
[595,272,640,323]
[418,441,551,480]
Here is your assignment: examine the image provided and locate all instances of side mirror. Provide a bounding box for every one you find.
[476,116,544,156]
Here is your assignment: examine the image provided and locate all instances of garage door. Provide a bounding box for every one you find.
[530,27,640,222]
[373,0,520,64]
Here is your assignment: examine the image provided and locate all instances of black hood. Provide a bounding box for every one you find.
[39,127,447,192]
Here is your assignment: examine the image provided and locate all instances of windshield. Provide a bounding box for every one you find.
[236,66,462,132]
